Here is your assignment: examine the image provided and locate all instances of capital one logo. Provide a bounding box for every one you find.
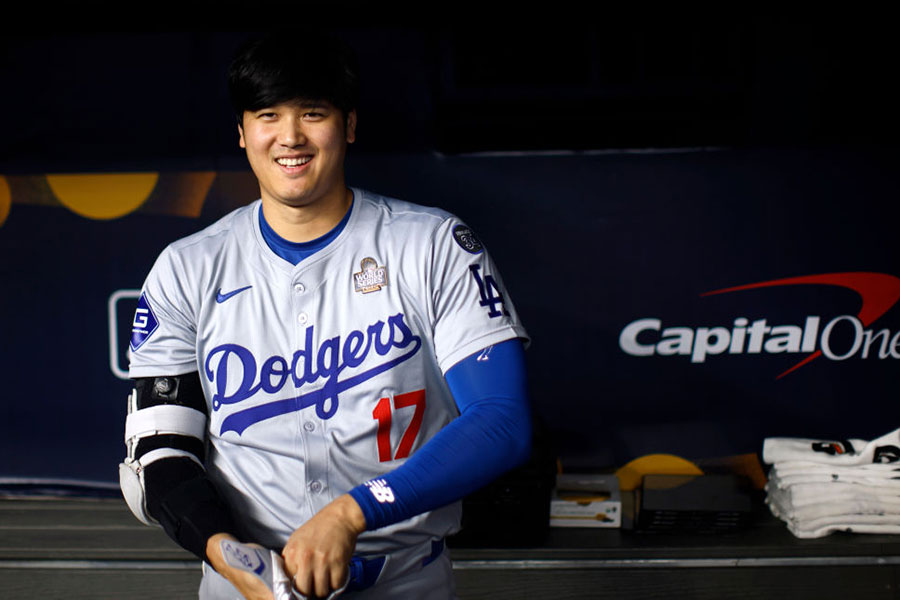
[619,273,900,378]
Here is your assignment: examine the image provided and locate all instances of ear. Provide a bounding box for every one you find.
[238,122,246,149]
[345,110,357,144]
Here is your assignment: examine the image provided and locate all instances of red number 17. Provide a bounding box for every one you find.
[372,389,426,462]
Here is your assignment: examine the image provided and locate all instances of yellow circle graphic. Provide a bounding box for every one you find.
[615,454,704,492]
[0,176,10,227]
[47,173,158,220]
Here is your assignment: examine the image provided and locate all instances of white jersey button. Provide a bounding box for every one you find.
[309,480,323,493]
[293,283,305,294]
[297,312,309,325]
[303,421,315,432]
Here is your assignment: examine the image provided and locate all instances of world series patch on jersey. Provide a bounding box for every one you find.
[128,188,528,554]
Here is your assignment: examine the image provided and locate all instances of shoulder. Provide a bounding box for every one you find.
[353,188,452,230]
[167,201,257,252]
[351,188,466,246]
[160,201,258,264]
[351,188,490,257]
[143,202,258,290]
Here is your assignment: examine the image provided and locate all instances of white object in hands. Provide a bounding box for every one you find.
[219,539,349,600]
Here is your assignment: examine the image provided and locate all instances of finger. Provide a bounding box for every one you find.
[313,559,332,599]
[330,563,348,593]
[281,548,302,589]
[292,566,314,598]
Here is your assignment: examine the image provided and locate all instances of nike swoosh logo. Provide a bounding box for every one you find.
[216,286,253,304]
[252,549,266,575]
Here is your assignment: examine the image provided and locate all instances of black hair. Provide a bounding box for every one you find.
[227,31,359,125]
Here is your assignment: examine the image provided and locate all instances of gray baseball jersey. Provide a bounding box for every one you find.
[128,187,527,556]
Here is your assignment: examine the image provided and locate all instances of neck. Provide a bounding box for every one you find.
[260,187,352,243]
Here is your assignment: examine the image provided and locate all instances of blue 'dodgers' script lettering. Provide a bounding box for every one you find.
[204,313,421,435]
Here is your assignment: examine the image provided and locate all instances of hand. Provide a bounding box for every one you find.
[282,495,367,598]
[206,533,275,600]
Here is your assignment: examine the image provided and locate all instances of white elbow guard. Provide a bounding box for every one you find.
[119,385,207,525]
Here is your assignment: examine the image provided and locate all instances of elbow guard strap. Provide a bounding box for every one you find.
[125,404,207,446]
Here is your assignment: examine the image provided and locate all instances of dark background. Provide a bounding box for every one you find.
[1,16,898,482]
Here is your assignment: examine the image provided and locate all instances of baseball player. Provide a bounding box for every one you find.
[120,31,531,600]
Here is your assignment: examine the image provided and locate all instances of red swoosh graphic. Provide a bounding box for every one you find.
[701,272,900,378]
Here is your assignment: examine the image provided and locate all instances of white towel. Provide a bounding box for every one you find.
[763,428,900,538]
[785,514,900,538]
[763,429,900,465]
[771,461,900,477]
[766,481,900,509]
[768,492,900,523]
[768,470,900,489]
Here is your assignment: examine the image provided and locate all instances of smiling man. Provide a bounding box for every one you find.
[121,31,531,600]
[239,96,355,238]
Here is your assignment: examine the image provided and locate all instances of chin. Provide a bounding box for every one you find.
[275,190,316,205]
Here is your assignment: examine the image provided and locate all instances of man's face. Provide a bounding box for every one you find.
[238,99,356,209]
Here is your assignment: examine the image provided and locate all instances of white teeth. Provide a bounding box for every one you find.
[277,157,311,167]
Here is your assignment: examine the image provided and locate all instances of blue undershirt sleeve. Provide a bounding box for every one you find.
[348,339,531,530]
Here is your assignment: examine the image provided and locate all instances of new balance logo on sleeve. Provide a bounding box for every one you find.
[364,479,395,503]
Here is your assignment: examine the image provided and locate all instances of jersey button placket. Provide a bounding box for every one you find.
[294,281,309,326]
[292,274,328,508]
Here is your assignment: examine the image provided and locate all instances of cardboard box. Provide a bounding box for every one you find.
[550,474,621,528]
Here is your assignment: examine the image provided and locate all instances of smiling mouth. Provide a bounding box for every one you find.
[276,157,312,167]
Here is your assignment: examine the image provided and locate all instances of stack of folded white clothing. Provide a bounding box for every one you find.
[763,428,900,538]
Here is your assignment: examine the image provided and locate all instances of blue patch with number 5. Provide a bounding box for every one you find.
[130,292,159,352]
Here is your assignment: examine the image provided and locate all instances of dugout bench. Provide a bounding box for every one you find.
[1,497,899,599]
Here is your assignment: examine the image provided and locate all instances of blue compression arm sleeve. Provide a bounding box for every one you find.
[348,339,531,530]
